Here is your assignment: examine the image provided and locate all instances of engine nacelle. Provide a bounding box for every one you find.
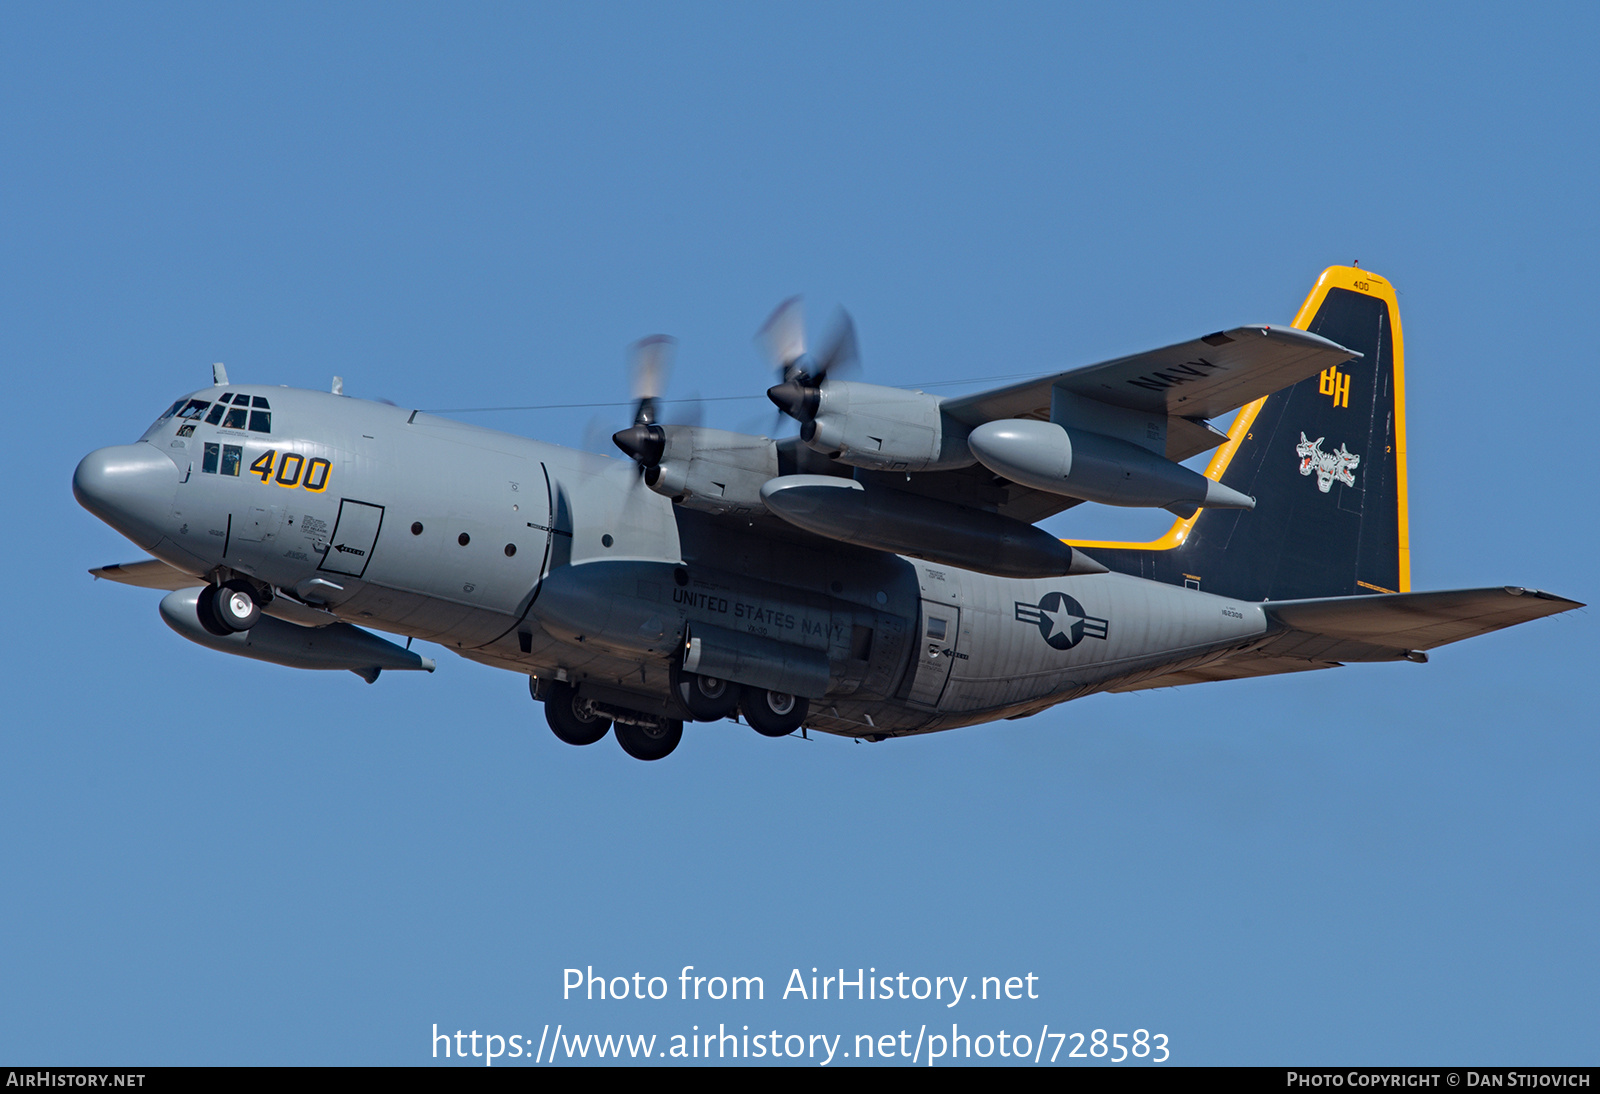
[159,588,436,682]
[802,382,973,472]
[644,426,779,515]
[968,419,1255,516]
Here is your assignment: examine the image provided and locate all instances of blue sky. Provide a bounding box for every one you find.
[2,2,1595,1066]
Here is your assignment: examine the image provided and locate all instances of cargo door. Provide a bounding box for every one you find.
[903,600,962,707]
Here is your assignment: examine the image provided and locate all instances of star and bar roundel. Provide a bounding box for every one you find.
[1014,592,1110,650]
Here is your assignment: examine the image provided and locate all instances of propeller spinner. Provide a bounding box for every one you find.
[761,298,859,428]
[612,335,675,470]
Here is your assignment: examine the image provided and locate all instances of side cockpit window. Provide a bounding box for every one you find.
[201,442,243,476]
[176,399,211,421]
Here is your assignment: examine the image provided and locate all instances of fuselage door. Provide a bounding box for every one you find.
[318,498,385,579]
[903,601,962,708]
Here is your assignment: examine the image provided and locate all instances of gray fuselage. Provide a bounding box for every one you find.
[91,385,1272,738]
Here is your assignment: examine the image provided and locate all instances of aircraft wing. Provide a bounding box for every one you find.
[90,557,204,590]
[942,325,1360,462]
[1107,587,1582,693]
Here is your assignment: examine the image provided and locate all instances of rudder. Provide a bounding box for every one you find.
[1075,266,1410,600]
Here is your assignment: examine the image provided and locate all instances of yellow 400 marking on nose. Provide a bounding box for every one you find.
[249,449,331,492]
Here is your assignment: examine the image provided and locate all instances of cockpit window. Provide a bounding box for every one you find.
[252,396,270,409]
[177,399,210,420]
[205,404,227,424]
[250,410,272,433]
[158,399,185,421]
[223,406,248,429]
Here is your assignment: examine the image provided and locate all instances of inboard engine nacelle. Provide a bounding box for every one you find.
[792,381,973,472]
[967,419,1255,517]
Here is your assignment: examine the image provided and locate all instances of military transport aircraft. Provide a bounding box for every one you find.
[75,267,1580,760]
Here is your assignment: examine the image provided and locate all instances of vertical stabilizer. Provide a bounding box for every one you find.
[1075,267,1410,600]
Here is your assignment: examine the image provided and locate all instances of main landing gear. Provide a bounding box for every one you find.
[672,663,809,739]
[740,685,809,738]
[534,678,683,761]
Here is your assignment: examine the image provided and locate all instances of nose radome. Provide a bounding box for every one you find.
[73,444,182,549]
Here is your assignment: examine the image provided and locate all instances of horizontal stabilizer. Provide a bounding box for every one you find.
[1109,586,1580,694]
[1261,586,1582,662]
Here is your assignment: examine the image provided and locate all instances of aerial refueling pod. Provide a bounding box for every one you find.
[967,419,1255,517]
[159,588,436,683]
[760,475,1108,579]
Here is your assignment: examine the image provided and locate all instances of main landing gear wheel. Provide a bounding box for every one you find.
[671,662,741,722]
[740,686,809,738]
[543,681,612,746]
[204,579,261,633]
[614,718,683,761]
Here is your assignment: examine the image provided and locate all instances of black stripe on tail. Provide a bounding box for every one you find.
[1077,267,1410,601]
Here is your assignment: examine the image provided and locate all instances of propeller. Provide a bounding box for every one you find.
[760,297,860,431]
[613,335,677,472]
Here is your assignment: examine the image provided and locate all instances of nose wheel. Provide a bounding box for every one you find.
[197,579,262,635]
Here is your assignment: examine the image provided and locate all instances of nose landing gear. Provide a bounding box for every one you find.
[196,579,263,635]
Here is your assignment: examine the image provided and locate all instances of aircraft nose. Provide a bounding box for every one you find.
[73,443,181,549]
